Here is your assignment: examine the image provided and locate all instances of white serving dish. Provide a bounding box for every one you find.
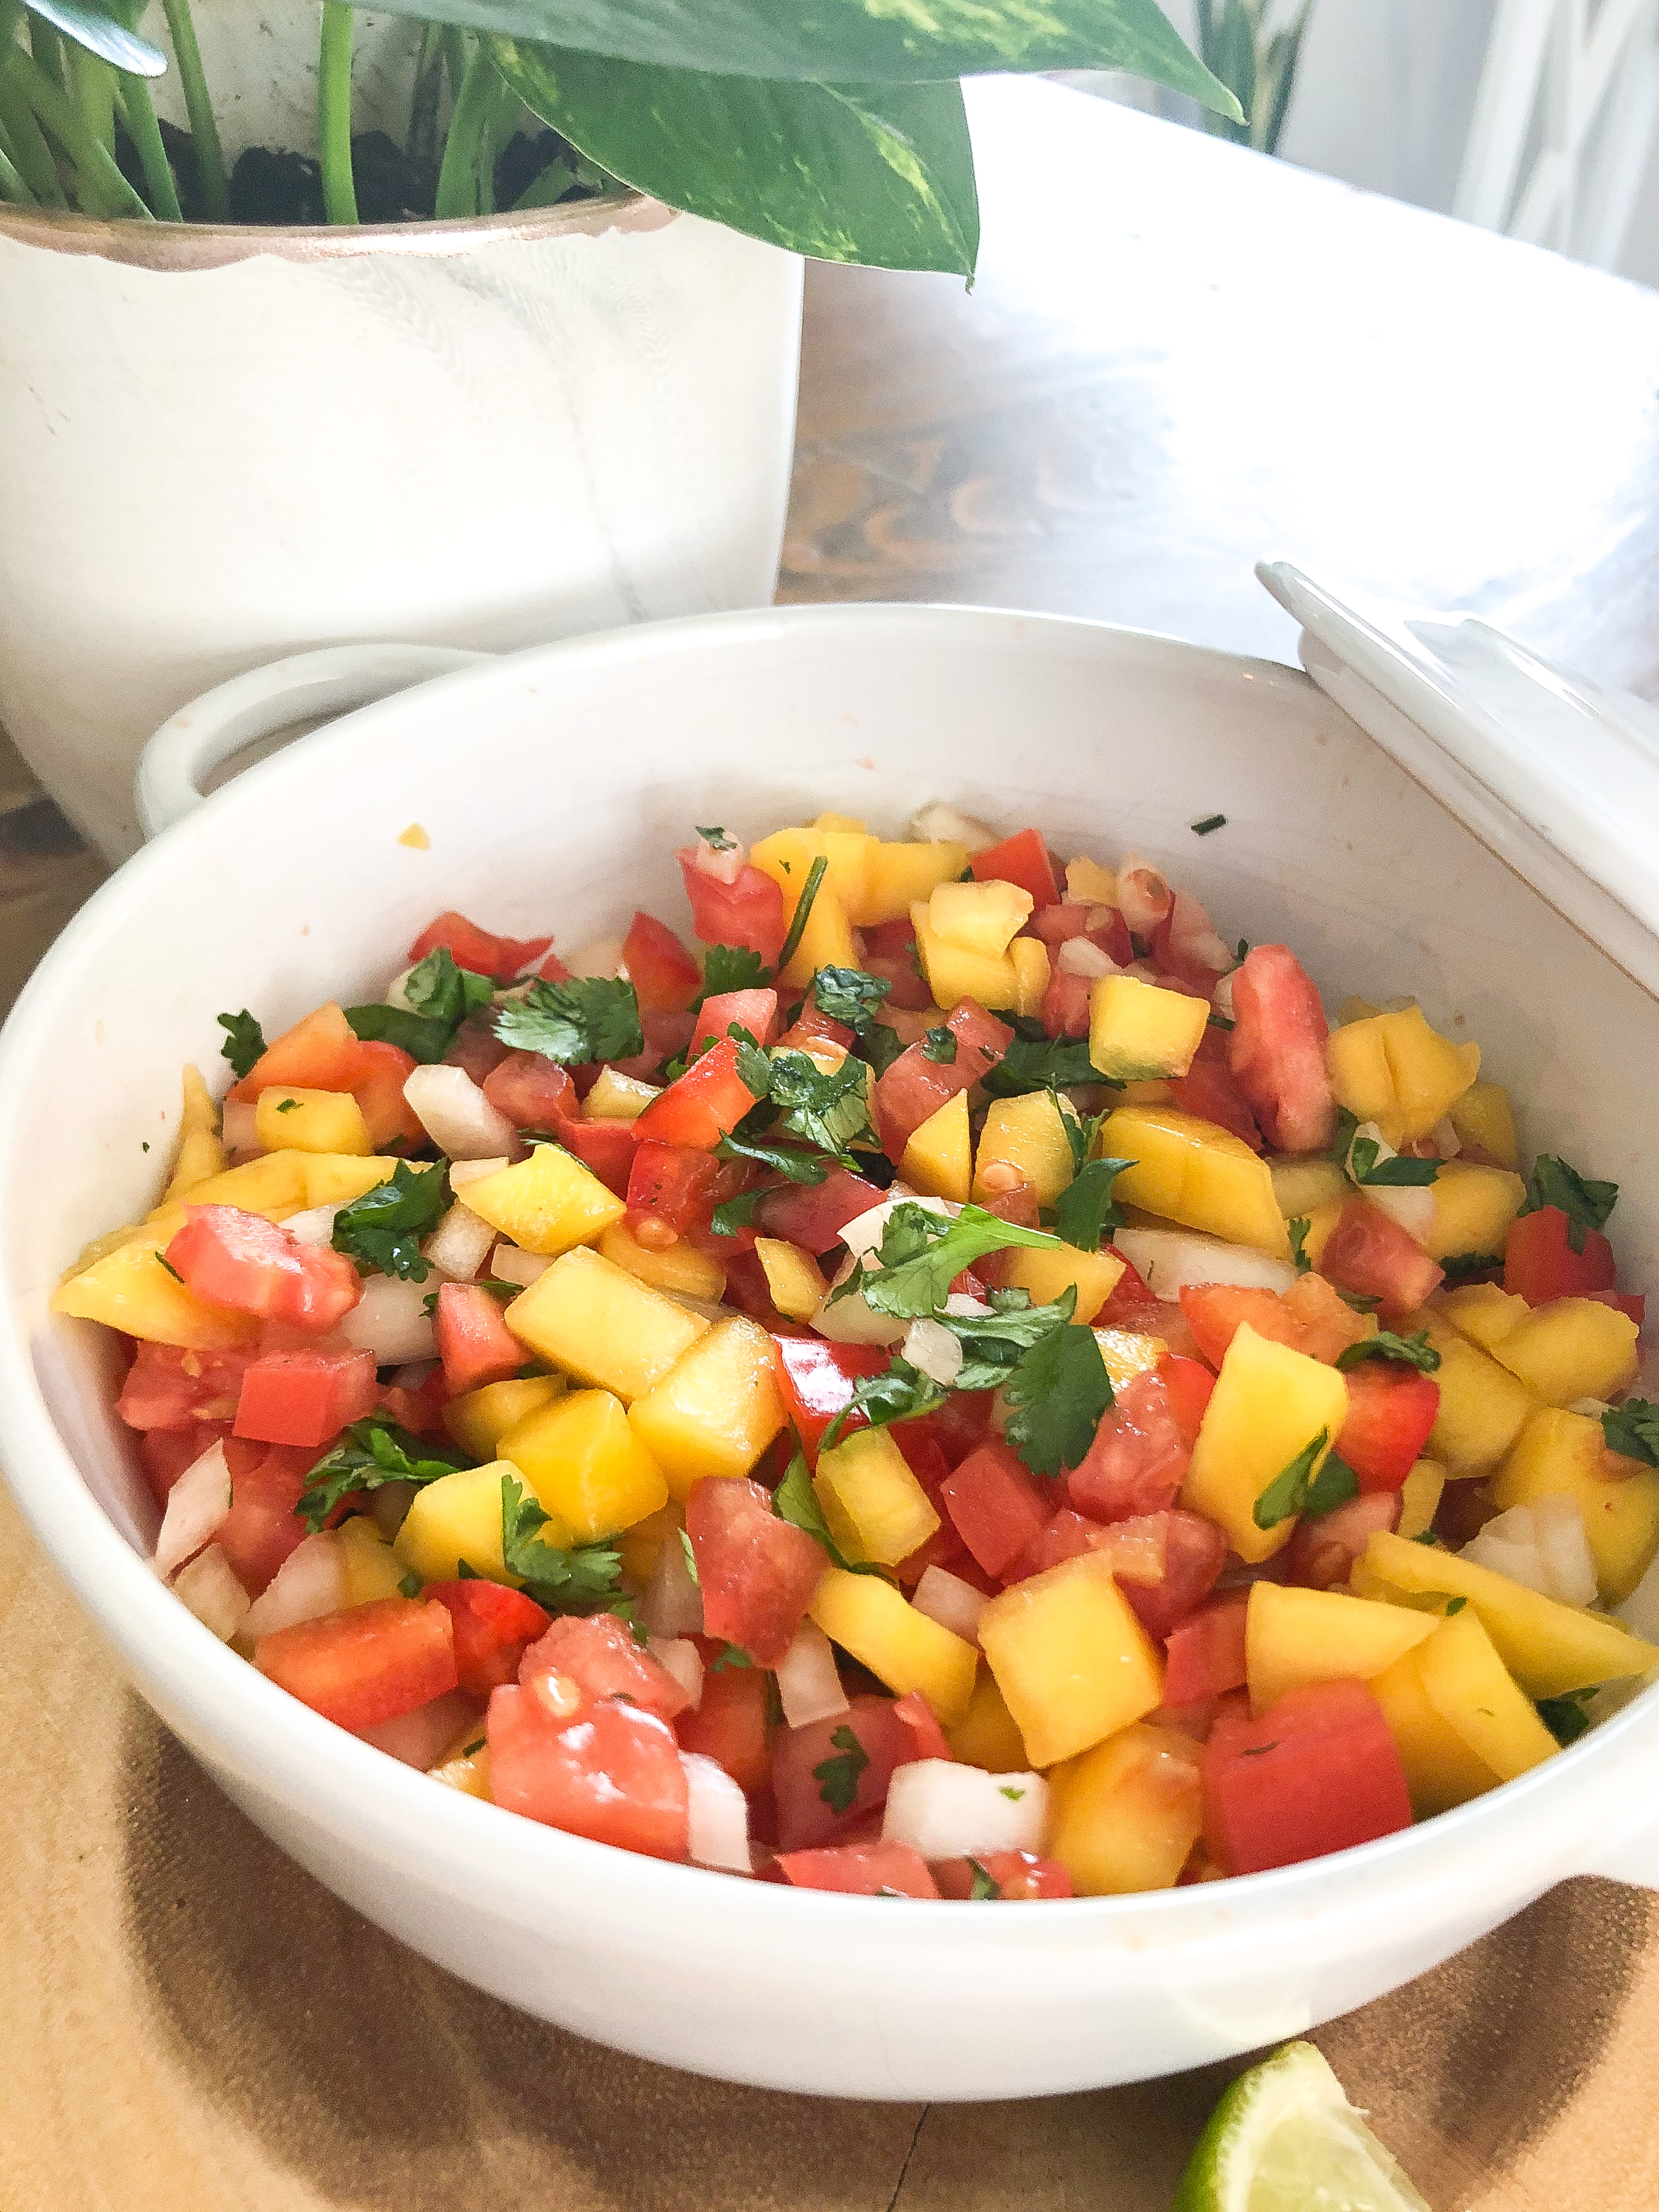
[2,600,1658,2102]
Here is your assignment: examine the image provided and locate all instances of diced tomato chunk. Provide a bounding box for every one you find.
[215,1439,313,1594]
[1179,1277,1367,1371]
[771,1337,889,1458]
[1319,1198,1444,1320]
[1335,1362,1440,1493]
[376,1365,451,1437]
[552,1112,640,1196]
[1116,1508,1227,1640]
[424,1579,551,1696]
[630,1036,761,1150]
[686,1476,827,1666]
[1284,1489,1402,1590]
[626,1141,721,1235]
[756,1169,885,1255]
[1066,1368,1190,1522]
[117,1340,253,1431]
[1028,901,1092,947]
[1039,968,1093,1040]
[233,1348,378,1448]
[939,1441,1050,1579]
[486,1680,690,1860]
[874,998,1013,1157]
[1092,1256,1161,1330]
[1169,1057,1262,1149]
[676,851,788,963]
[622,911,702,1014]
[1503,1205,1618,1304]
[774,1003,856,1056]
[772,1695,913,1851]
[891,1687,952,1763]
[521,1611,690,1722]
[692,988,781,1055]
[777,1841,939,1898]
[482,1051,578,1132]
[433,1283,524,1395]
[443,1012,510,1087]
[862,950,934,1012]
[1163,1592,1249,1705]
[257,1596,458,1729]
[137,1421,233,1511]
[1227,945,1337,1154]
[1011,1506,1110,1579]
[1162,1355,1216,1446]
[408,911,550,983]
[676,1664,771,1795]
[350,1039,425,1150]
[1202,1679,1413,1875]
[933,1851,1074,1900]
[972,827,1058,908]
[166,1205,362,1333]
[227,1000,368,1104]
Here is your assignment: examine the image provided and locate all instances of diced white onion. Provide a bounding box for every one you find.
[681,1751,753,1872]
[1212,970,1237,1020]
[221,1100,261,1154]
[775,1620,849,1730]
[903,1317,964,1387]
[909,802,998,853]
[384,963,420,1013]
[392,1359,438,1391]
[1164,889,1232,974]
[1569,1397,1613,1418]
[449,1155,511,1190]
[814,1262,908,1347]
[337,1273,437,1364]
[1426,1117,1463,1160]
[912,1565,988,1645]
[1113,1227,1297,1296]
[242,1530,349,1639]
[644,1532,704,1639]
[690,833,747,886]
[154,1439,233,1577]
[1115,855,1173,934]
[424,1201,497,1282]
[881,1759,1049,1858]
[171,1543,251,1641]
[648,1635,704,1709]
[1057,937,1119,978]
[490,1242,552,1288]
[1347,1121,1436,1244]
[565,933,628,980]
[357,1689,479,1769]
[1462,1498,1598,1607]
[403,1064,519,1161]
[282,1203,342,1248]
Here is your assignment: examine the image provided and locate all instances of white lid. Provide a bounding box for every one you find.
[1257,558,1659,1002]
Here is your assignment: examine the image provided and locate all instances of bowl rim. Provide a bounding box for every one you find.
[0,597,1647,1939]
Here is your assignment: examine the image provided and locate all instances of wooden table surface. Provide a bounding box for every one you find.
[7,74,1659,2210]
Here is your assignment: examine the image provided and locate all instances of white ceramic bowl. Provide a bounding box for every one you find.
[3,603,1657,2102]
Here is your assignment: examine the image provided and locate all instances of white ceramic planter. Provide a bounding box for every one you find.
[0,177,803,862]
[2,603,1658,2102]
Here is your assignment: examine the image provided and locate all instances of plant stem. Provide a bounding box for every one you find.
[116,73,181,219]
[159,0,227,218]
[12,49,150,216]
[26,15,64,91]
[0,125,34,202]
[434,42,494,219]
[441,27,467,107]
[70,47,117,156]
[408,18,443,170]
[318,2,358,224]
[0,66,67,205]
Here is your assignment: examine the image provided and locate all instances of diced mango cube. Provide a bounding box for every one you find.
[162,1065,228,1203]
[1494,1406,1659,1604]
[1096,1105,1289,1256]
[1091,1326,1166,1392]
[1411,1308,1538,1474]
[1268,1154,1348,1218]
[973,1090,1078,1208]
[162,1148,311,1220]
[1010,937,1051,1020]
[443,1374,565,1462]
[995,1242,1125,1327]
[753,1237,829,1322]
[394,1462,530,1584]
[583,1068,660,1122]
[1048,1723,1204,1895]
[1064,857,1117,905]
[501,1387,668,1541]
[810,1567,977,1725]
[945,1671,1029,1772]
[52,1235,258,1350]
[1088,974,1208,1082]
[627,1316,786,1498]
[900,1088,973,1203]
[462,1145,627,1257]
[255,1086,372,1158]
[1487,1297,1639,1407]
[978,1551,1164,1766]
[617,1500,682,1585]
[1450,1080,1519,1168]
[910,900,1017,1012]
[1181,1324,1348,1564]
[1425,1161,1526,1262]
[597,1221,726,1303]
[505,1246,706,1402]
[1326,1005,1481,1146]
[297,1153,403,1208]
[859,840,969,925]
[1436,1283,1530,1356]
[337,1516,409,1605]
[1369,1641,1499,1817]
[1244,1582,1436,1712]
[749,830,859,984]
[813,1427,940,1566]
[927,878,1034,959]
[428,1713,492,1798]
[1396,1458,1446,1541]
[1415,1606,1560,1781]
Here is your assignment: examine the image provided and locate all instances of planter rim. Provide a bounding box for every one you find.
[0,183,671,270]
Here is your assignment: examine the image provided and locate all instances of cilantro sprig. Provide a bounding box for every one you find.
[979,1018,1109,1098]
[1002,1314,1113,1476]
[494,975,644,1066]
[834,1201,1059,1319]
[499,1474,631,1618]
[1335,1329,1442,1374]
[330,1161,448,1280]
[692,943,769,1011]
[820,1357,947,1454]
[1045,1155,1134,1252]
[764,1047,878,1164]
[348,948,498,1063]
[1252,1428,1333,1529]
[1603,1399,1659,1466]
[811,966,905,1077]
[1521,1155,1619,1254]
[1348,1135,1440,1188]
[812,1722,870,1814]
[217,1008,265,1080]
[297,1420,467,1533]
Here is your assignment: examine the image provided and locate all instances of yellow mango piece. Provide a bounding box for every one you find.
[1494,1406,1659,1605]
[1181,1324,1348,1565]
[337,1517,409,1605]
[1487,1297,1639,1407]
[162,1065,228,1203]
[297,1153,403,1208]
[429,1714,492,1798]
[393,1462,531,1584]
[1415,1606,1560,1781]
[159,1148,311,1221]
[1096,1105,1289,1257]
[1436,1283,1530,1357]
[1327,1006,1480,1146]
[462,1145,627,1257]
[1396,1458,1446,1541]
[1009,936,1050,1020]
[859,840,969,926]
[946,1671,1029,1772]
[900,1088,973,1203]
[815,827,880,922]
[618,1500,682,1585]
[1048,1723,1204,1896]
[927,878,1033,960]
[583,1068,660,1122]
[597,1221,726,1304]
[749,830,858,984]
[998,1243,1125,1327]
[1412,1308,1538,1474]
[1450,1080,1519,1169]
[812,812,866,833]
[814,1427,940,1566]
[973,1091,1078,1209]
[627,1316,786,1498]
[1119,1082,1174,1108]
[1425,1161,1526,1262]
[255,1086,372,1158]
[1269,1155,1348,1218]
[1064,857,1117,905]
[443,1374,565,1462]
[501,1387,668,1542]
[1363,1527,1659,1696]
[1244,1582,1436,1713]
[1369,1642,1499,1817]
[1088,974,1208,1082]
[978,1551,1164,1767]
[52,1235,257,1350]
[810,1567,977,1725]
[1091,1327,1166,1393]
[505,1246,706,1403]
[753,1237,829,1322]
[910,900,1018,1013]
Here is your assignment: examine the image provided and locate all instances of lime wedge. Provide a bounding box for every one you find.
[1176,2041,1433,2212]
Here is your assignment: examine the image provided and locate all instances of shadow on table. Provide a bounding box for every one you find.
[117,1701,1651,2212]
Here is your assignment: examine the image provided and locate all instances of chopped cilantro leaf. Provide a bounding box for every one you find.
[812,966,892,1029]
[715,1125,830,1186]
[494,975,643,1065]
[1444,1595,1467,1616]
[1603,1399,1659,1467]
[398,1571,424,1598]
[820,1356,947,1454]
[979,1031,1107,1098]
[843,1201,1058,1320]
[1538,1688,1595,1745]
[1288,1216,1311,1272]
[1521,1155,1618,1253]
[1190,813,1227,836]
[156,1252,184,1283]
[998,1785,1025,1801]
[1349,1135,1440,1187]
[331,1160,447,1280]
[500,1474,630,1618]
[772,855,828,979]
[1253,1428,1331,1528]
[967,1857,1002,1900]
[708,1643,754,1672]
[1440,1251,1502,1283]
[1003,1319,1113,1477]
[944,1286,1080,1392]
[1335,1329,1441,1374]
[343,1002,454,1062]
[765,1048,877,1163]
[709,1187,771,1238]
[216,1008,265,1079]
[274,1097,298,1114]
[1207,1011,1235,1032]
[1301,1451,1360,1517]
[403,946,496,1034]
[297,1420,466,1532]
[813,1723,870,1815]
[1045,1155,1134,1252]
[696,826,736,851]
[922,1026,957,1063]
[678,1527,700,1584]
[1328,1106,1360,1164]
[694,943,769,1008]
